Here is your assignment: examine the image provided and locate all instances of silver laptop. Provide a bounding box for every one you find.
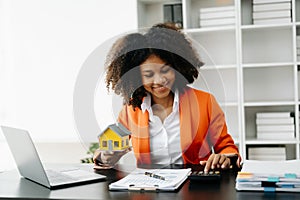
[1,126,106,189]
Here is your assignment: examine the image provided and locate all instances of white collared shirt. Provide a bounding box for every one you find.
[141,90,183,165]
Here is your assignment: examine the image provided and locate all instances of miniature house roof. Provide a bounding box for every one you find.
[99,123,131,138]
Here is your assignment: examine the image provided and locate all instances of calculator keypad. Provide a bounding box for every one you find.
[188,170,221,182]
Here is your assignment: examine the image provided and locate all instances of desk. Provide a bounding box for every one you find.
[0,164,300,200]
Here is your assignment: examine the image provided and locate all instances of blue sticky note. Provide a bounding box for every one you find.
[281,184,294,188]
[267,177,279,182]
[284,173,297,179]
[264,187,276,192]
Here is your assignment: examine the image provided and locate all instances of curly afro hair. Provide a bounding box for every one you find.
[105,23,204,110]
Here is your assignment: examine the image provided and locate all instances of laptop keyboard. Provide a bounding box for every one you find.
[46,169,78,184]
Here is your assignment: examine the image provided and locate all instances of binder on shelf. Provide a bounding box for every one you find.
[173,4,183,27]
[164,5,173,23]
[163,3,183,28]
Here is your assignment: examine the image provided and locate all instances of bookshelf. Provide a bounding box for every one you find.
[136,0,300,161]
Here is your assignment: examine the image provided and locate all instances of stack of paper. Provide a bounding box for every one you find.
[236,160,300,192]
[252,0,292,25]
[199,6,235,28]
[248,147,286,161]
[109,168,191,191]
[256,112,295,140]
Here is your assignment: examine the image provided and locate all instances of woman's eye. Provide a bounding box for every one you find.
[161,67,170,74]
[143,73,153,78]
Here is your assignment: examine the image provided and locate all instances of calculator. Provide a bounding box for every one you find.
[188,170,221,182]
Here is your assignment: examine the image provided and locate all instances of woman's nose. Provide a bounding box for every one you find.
[153,74,166,85]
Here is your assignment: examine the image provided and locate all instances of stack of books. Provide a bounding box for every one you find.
[236,160,300,192]
[248,147,286,161]
[199,6,235,28]
[256,112,295,140]
[252,0,292,25]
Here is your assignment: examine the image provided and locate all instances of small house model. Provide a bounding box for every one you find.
[98,123,131,151]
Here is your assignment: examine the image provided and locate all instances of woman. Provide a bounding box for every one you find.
[94,23,241,171]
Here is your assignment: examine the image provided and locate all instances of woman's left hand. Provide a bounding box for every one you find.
[199,153,231,172]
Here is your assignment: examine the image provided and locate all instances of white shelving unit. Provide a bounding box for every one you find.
[137,0,300,161]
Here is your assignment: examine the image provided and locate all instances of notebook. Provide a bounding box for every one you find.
[1,126,106,189]
[109,168,191,191]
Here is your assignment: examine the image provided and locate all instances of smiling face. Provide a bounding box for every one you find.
[140,54,176,103]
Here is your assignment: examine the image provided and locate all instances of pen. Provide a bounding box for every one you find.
[145,171,165,180]
[211,146,215,154]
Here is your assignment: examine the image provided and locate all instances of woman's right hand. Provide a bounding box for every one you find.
[93,148,131,169]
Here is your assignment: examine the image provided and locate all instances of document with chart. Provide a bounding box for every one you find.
[109,168,191,191]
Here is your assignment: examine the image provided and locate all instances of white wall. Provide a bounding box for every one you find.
[0,0,137,170]
[0,0,137,142]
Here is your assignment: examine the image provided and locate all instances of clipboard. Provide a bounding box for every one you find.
[109,168,191,192]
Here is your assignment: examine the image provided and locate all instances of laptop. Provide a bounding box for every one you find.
[1,126,106,189]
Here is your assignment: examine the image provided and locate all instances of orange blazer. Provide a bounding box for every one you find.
[118,87,239,165]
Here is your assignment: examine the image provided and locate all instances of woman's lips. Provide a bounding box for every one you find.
[152,83,170,93]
